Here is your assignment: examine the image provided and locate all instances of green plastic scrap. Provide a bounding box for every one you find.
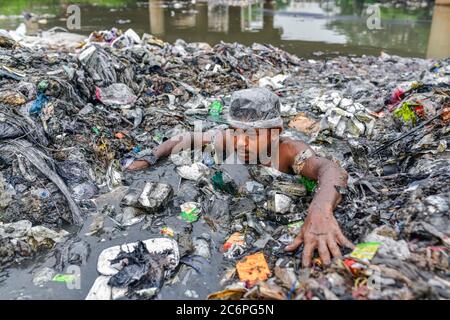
[153,132,163,144]
[209,100,223,119]
[287,221,304,234]
[288,221,304,229]
[211,171,236,194]
[180,207,199,223]
[298,176,317,193]
[38,80,49,92]
[92,127,100,135]
[394,102,417,126]
[52,274,76,283]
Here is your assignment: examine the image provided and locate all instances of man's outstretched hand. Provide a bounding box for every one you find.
[284,205,354,267]
[123,160,150,171]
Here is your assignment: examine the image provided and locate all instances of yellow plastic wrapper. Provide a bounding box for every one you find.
[160,226,174,237]
[236,252,271,287]
[350,242,381,261]
[207,288,246,300]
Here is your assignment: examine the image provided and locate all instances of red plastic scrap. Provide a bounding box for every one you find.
[442,107,450,124]
[387,87,405,109]
[413,105,425,118]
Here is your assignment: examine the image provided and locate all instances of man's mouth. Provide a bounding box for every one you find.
[237,150,255,161]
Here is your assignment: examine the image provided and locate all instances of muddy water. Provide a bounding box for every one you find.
[0,160,235,299]
[0,0,443,58]
[0,161,256,299]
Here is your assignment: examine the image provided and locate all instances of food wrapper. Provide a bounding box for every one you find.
[160,226,174,237]
[180,202,201,223]
[236,252,271,287]
[207,288,246,300]
[350,242,381,261]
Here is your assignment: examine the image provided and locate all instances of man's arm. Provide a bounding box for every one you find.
[125,131,214,171]
[282,140,354,267]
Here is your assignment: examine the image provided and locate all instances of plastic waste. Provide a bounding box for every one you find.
[267,193,293,214]
[27,225,69,245]
[311,92,375,138]
[364,228,411,261]
[177,163,210,181]
[0,65,25,81]
[298,176,317,193]
[78,45,117,87]
[87,238,179,300]
[258,74,288,90]
[180,202,201,223]
[228,88,283,129]
[33,267,55,286]
[207,287,246,300]
[212,170,237,195]
[122,182,172,213]
[236,252,271,288]
[349,242,381,261]
[52,274,77,284]
[223,232,245,252]
[209,100,223,119]
[160,226,174,237]
[0,90,27,106]
[96,83,137,106]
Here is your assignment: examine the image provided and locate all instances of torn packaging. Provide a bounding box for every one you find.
[108,241,166,292]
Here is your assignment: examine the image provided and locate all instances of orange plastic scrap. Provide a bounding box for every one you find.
[115,132,126,139]
[342,258,367,277]
[207,288,246,300]
[442,106,450,124]
[236,252,271,288]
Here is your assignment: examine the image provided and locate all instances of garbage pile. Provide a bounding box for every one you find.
[0,28,449,300]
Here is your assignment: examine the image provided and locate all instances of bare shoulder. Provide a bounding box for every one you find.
[278,137,318,174]
[279,137,314,155]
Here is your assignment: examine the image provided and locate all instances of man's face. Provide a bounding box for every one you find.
[228,127,281,163]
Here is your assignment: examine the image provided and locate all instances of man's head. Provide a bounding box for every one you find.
[227,88,283,163]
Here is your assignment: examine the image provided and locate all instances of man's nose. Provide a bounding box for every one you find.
[236,135,248,147]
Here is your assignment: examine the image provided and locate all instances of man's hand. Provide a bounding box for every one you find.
[124,160,150,171]
[284,204,354,267]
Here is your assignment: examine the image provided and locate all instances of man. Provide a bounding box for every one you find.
[122,87,354,267]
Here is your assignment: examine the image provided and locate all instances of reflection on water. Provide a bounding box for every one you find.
[0,0,448,58]
[427,4,450,59]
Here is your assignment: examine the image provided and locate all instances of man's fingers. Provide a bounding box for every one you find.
[318,239,331,265]
[302,242,315,268]
[327,237,342,259]
[284,234,303,252]
[337,233,354,249]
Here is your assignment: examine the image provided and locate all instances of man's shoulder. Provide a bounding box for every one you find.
[279,137,312,157]
[279,136,305,146]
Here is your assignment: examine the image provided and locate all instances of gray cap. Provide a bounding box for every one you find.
[227,87,283,129]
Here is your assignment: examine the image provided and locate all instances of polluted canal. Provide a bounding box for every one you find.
[0,2,450,301]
